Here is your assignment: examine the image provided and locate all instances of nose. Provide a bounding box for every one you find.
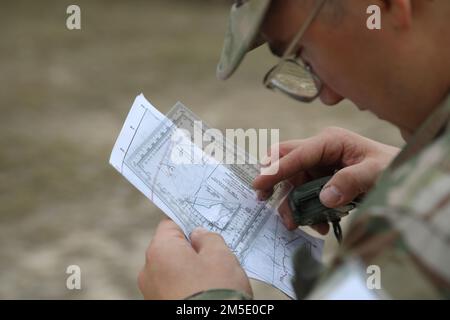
[320,85,344,106]
[268,41,286,58]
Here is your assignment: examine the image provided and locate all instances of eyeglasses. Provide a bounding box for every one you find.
[263,0,327,102]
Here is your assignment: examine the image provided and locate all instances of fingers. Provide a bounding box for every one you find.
[257,140,305,192]
[189,227,229,255]
[153,218,187,242]
[260,140,304,165]
[152,220,230,257]
[253,134,341,192]
[319,160,380,207]
[278,199,298,231]
[278,199,330,235]
[310,223,330,235]
[256,189,273,201]
[137,267,149,298]
[148,219,194,259]
[256,140,304,200]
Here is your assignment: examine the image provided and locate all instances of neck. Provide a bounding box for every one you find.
[401,1,450,138]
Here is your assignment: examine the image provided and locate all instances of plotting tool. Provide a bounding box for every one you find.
[125,102,292,258]
[110,94,325,298]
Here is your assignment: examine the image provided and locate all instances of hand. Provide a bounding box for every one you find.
[138,219,253,299]
[253,127,399,233]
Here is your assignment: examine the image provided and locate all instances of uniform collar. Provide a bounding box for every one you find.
[390,92,450,170]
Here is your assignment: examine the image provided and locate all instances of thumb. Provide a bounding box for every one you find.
[190,227,228,254]
[319,160,379,207]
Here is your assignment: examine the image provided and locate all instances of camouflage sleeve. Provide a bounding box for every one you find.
[301,120,450,299]
[336,207,450,299]
[186,289,252,300]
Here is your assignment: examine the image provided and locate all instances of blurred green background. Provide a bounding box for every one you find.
[0,0,404,299]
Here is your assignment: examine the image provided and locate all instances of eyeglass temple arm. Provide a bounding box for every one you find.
[281,0,327,60]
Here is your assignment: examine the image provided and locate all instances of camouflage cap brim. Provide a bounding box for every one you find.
[216,0,272,80]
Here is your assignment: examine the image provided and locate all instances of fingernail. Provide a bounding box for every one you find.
[320,185,342,206]
[252,176,261,190]
[256,191,263,201]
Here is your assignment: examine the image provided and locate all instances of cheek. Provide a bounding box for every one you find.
[302,26,391,111]
[313,54,383,112]
[310,52,350,100]
[302,39,347,92]
[309,46,371,105]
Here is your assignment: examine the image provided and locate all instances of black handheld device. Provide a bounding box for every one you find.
[288,176,360,243]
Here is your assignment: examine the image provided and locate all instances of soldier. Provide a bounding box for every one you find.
[138,0,450,299]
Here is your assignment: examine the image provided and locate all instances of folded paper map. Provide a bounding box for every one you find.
[110,94,324,298]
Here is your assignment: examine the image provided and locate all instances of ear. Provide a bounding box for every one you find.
[384,0,413,29]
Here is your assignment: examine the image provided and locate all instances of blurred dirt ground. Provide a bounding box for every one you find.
[0,0,404,299]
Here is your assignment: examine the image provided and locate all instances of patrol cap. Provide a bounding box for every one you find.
[216,0,272,80]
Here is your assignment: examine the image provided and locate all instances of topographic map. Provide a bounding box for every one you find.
[110,94,324,298]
